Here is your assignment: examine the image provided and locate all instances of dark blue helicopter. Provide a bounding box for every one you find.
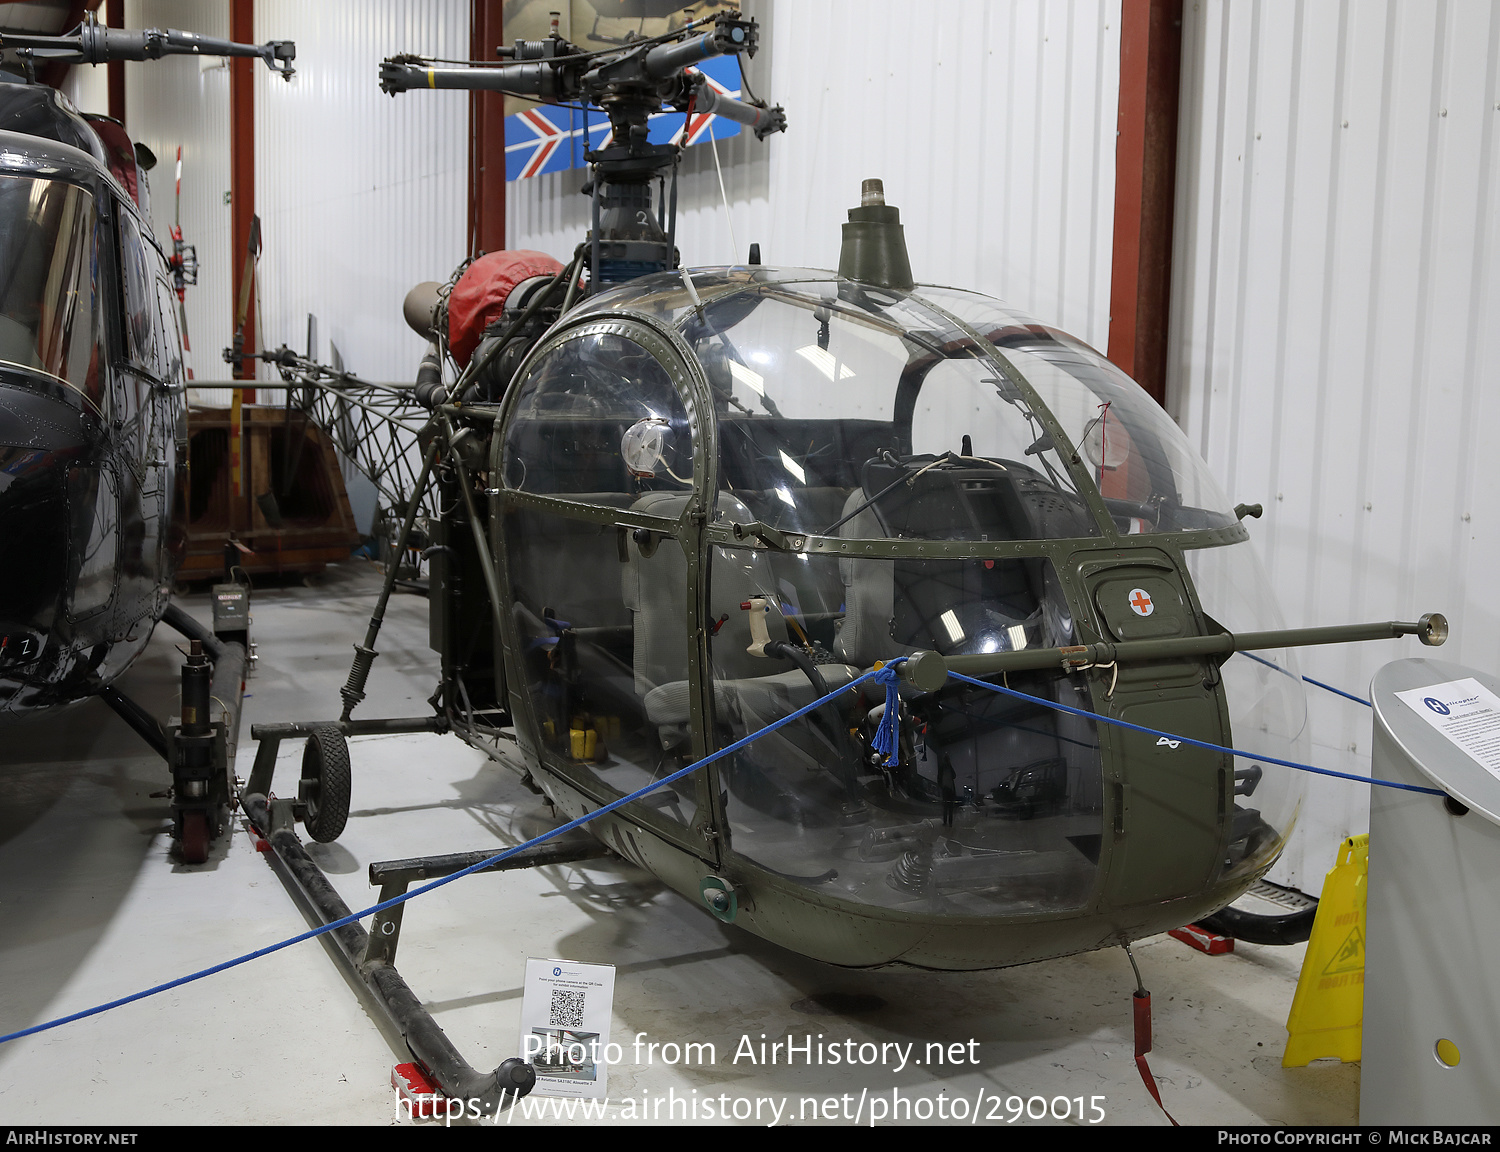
[0,88,184,718]
[0,16,293,859]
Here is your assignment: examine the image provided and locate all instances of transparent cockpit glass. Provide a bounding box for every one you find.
[505,504,700,832]
[713,548,1103,915]
[502,330,694,497]
[117,211,161,377]
[564,270,745,327]
[0,176,103,406]
[661,276,1097,539]
[154,277,183,385]
[915,287,1239,535]
[1184,539,1308,880]
[501,327,702,831]
[566,267,831,328]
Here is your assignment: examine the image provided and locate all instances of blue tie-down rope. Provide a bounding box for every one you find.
[0,668,883,1048]
[868,659,907,766]
[0,659,1443,1047]
[947,672,1442,796]
[1241,651,1373,708]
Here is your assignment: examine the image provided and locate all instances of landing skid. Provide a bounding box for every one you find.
[240,716,604,1114]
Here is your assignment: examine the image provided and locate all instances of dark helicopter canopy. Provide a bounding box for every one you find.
[0,129,117,417]
[558,268,1243,546]
[0,74,109,168]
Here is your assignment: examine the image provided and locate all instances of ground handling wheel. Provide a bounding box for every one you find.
[299,727,351,843]
[180,810,210,864]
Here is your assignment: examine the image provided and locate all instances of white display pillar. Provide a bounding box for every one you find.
[1362,658,1500,1125]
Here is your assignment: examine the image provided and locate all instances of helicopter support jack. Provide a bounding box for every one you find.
[162,605,246,865]
[166,639,233,865]
[94,604,247,865]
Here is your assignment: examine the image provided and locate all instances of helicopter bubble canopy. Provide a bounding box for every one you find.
[570,270,1241,539]
[497,270,1300,947]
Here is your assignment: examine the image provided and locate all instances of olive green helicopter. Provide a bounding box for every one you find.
[239,8,1445,1107]
[380,196,1444,970]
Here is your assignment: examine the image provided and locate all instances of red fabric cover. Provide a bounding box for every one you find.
[447,250,564,366]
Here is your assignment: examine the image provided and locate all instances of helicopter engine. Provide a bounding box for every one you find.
[433,251,575,405]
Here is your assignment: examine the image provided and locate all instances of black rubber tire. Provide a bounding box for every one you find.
[1196,903,1318,946]
[299,727,351,843]
[180,811,210,864]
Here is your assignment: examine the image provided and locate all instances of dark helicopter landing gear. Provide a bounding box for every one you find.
[165,639,234,865]
[298,726,351,842]
[97,605,246,866]
[161,605,245,865]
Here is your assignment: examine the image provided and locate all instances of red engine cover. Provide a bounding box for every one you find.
[447,250,564,367]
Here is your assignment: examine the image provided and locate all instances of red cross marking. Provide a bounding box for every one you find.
[1130,590,1153,615]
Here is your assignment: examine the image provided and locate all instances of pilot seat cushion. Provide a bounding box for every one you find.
[833,489,920,668]
[623,491,859,745]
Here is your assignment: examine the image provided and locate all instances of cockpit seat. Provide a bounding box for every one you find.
[832,489,920,669]
[624,491,859,752]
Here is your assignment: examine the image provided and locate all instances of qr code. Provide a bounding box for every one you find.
[550,988,586,1028]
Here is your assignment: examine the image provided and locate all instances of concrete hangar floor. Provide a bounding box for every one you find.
[0,561,1356,1126]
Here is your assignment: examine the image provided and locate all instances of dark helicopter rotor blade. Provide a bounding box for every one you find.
[2,18,295,78]
[685,74,786,139]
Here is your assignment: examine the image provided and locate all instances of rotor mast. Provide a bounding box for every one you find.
[379,9,785,289]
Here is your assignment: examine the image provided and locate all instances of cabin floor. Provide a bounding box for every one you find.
[0,562,1358,1127]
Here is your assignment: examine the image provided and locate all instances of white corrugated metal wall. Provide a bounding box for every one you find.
[1171,0,1500,890]
[100,2,468,529]
[60,48,109,122]
[111,0,236,404]
[252,0,469,385]
[508,0,1124,352]
[246,0,469,532]
[77,1,1124,411]
[90,1,470,397]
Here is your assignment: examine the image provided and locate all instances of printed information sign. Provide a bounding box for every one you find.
[1395,677,1500,781]
[517,957,617,1099]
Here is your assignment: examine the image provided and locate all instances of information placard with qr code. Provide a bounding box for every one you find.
[518,957,617,1099]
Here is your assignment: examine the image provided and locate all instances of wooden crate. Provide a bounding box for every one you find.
[179,404,361,582]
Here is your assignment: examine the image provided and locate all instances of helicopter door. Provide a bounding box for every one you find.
[1085,557,1233,908]
[497,324,714,861]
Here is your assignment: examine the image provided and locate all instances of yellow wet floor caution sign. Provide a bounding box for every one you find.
[1283,834,1369,1066]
